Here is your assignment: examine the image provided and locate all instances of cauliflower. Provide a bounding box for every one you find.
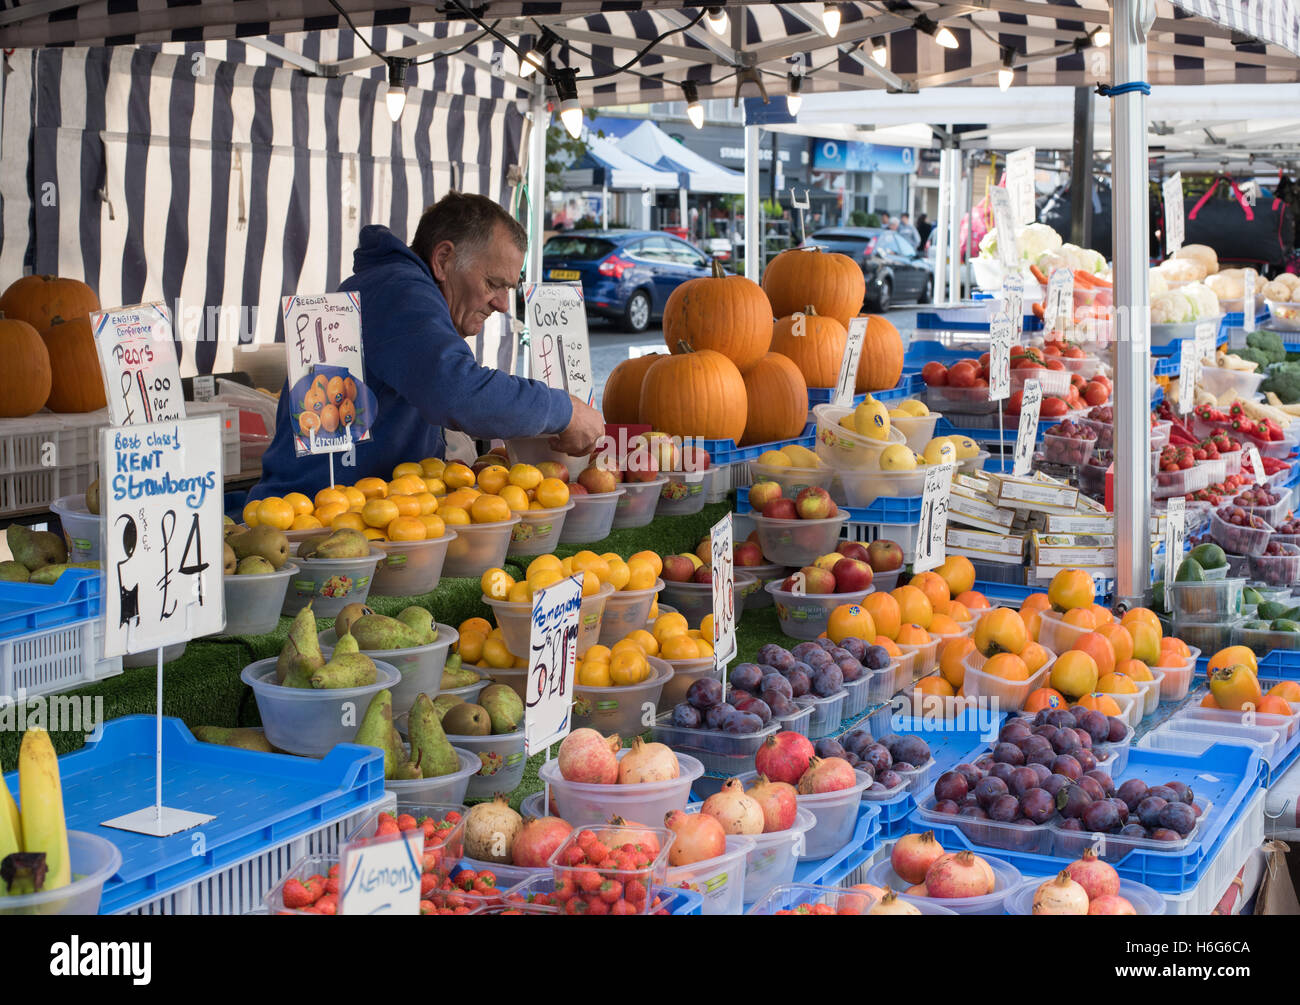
[1149,269,1169,297]
[1039,243,1108,276]
[979,222,1063,263]
[1150,290,1195,324]
[1205,270,1244,301]
[1154,258,1206,282]
[1181,281,1220,320]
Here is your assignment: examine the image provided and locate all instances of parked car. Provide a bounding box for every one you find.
[802,227,934,311]
[539,229,717,332]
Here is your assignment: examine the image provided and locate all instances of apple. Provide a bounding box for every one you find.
[691,564,714,584]
[661,555,696,583]
[648,434,682,473]
[578,465,620,494]
[623,449,660,483]
[747,530,761,545]
[567,482,589,495]
[836,541,872,563]
[762,498,799,520]
[537,461,569,481]
[814,552,843,572]
[833,557,873,593]
[695,538,712,565]
[795,486,836,521]
[734,541,763,566]
[490,445,510,460]
[682,445,711,472]
[782,565,836,595]
[866,539,904,573]
[748,480,784,512]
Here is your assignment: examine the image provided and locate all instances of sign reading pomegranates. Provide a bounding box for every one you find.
[281,293,376,456]
[710,512,737,669]
[525,573,583,755]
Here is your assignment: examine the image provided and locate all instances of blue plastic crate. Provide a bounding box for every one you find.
[1222,307,1270,329]
[983,453,1013,473]
[892,715,1002,778]
[935,415,1059,445]
[0,569,102,642]
[807,373,922,408]
[915,309,1042,333]
[1153,356,1181,377]
[698,423,815,467]
[792,802,880,886]
[904,340,985,367]
[735,485,922,525]
[0,716,386,915]
[1195,649,1300,680]
[971,580,1037,605]
[1149,328,1229,358]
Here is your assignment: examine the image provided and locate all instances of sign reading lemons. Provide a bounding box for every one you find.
[1012,379,1041,477]
[281,293,373,457]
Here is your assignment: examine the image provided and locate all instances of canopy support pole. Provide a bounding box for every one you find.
[745,124,761,279]
[948,148,967,300]
[932,141,951,305]
[1110,0,1154,606]
[1070,86,1096,246]
[525,81,547,290]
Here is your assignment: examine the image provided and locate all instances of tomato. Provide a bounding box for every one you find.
[978,352,991,370]
[1071,373,1087,389]
[1063,345,1085,359]
[1045,358,1066,370]
[1043,343,1062,357]
[1004,390,1024,414]
[1084,381,1110,406]
[1041,396,1069,417]
[921,362,948,386]
[947,361,978,388]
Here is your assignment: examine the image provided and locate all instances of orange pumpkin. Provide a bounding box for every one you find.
[639,347,747,443]
[0,315,53,417]
[762,248,865,325]
[855,314,905,392]
[739,352,808,446]
[602,353,662,424]
[770,307,847,388]
[663,259,773,373]
[41,316,107,413]
[0,275,100,332]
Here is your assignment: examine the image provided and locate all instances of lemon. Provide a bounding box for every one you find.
[898,398,930,417]
[758,449,791,468]
[853,396,891,440]
[879,443,918,471]
[922,437,958,466]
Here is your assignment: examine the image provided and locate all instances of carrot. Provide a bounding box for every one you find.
[1073,270,1098,288]
[1031,302,1045,319]
[1089,274,1113,288]
[1029,265,1048,285]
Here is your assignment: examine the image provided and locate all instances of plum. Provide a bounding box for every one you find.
[814,738,847,760]
[934,770,969,803]
[999,721,1034,745]
[988,794,1021,823]
[785,668,812,698]
[763,691,797,716]
[842,729,874,758]
[1007,766,1040,798]
[1157,801,1197,837]
[1146,785,1178,804]
[993,742,1026,767]
[1117,778,1149,812]
[1050,729,1080,755]
[1034,724,1060,744]
[1136,796,1169,830]
[1084,770,1116,797]
[934,799,961,815]
[959,805,989,820]
[747,698,772,725]
[1058,784,1094,820]
[757,644,793,668]
[877,770,902,789]
[687,678,724,709]
[1072,728,1092,750]
[1106,717,1128,743]
[1108,797,1129,823]
[1045,709,1078,730]
[989,763,1018,785]
[811,665,844,698]
[1041,774,1070,797]
[1075,749,1098,773]
[1028,762,1053,786]
[890,736,931,767]
[1149,828,1182,842]
[1018,736,1055,762]
[1164,780,1194,805]
[837,658,865,682]
[862,744,893,775]
[805,650,835,672]
[861,645,891,670]
[729,663,765,693]
[815,637,838,652]
[974,776,1009,809]
[790,642,822,662]
[843,751,860,767]
[1081,799,1121,834]
[893,762,916,773]
[1079,710,1110,745]
[1059,817,1083,832]
[760,674,793,699]
[1051,754,1082,781]
[1076,776,1107,803]
[724,712,764,734]
[955,763,984,791]
[705,702,736,730]
[839,637,868,662]
[671,703,701,728]
[974,753,996,772]
[1020,788,1056,824]
[1120,823,1148,839]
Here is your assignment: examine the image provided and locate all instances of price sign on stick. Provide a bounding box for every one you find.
[1000,272,1025,342]
[281,293,372,457]
[1163,172,1185,254]
[1247,444,1267,486]
[1244,269,1257,327]
[1164,497,1186,598]
[1178,339,1199,415]
[525,283,594,405]
[989,313,1013,402]
[1006,147,1036,230]
[339,828,423,915]
[710,512,737,671]
[1013,379,1042,477]
[913,464,954,573]
[989,187,1019,270]
[832,317,869,408]
[1044,267,1074,333]
[525,574,583,754]
[92,303,186,426]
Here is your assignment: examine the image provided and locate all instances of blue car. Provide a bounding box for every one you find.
[540,230,716,332]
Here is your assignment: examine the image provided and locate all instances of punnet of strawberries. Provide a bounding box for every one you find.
[548,824,674,916]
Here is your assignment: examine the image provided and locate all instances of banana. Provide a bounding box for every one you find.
[0,760,20,894]
[18,729,69,893]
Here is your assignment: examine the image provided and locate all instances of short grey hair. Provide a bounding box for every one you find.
[410,191,527,265]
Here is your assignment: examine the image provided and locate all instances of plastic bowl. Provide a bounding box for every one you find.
[737,562,793,610]
[889,412,942,452]
[733,767,871,859]
[1003,876,1166,915]
[866,855,1021,915]
[1133,667,1167,717]
[559,489,625,544]
[1209,509,1274,557]
[506,436,588,480]
[960,649,1052,712]
[369,534,456,597]
[765,580,873,640]
[1200,367,1265,400]
[441,517,521,579]
[598,579,665,646]
[666,834,756,916]
[221,561,298,636]
[612,477,668,529]
[484,583,613,661]
[741,807,817,906]
[656,656,718,713]
[507,502,575,558]
[746,882,956,914]
[746,462,834,500]
[751,512,850,567]
[50,494,102,562]
[1168,577,1246,622]
[1036,609,1090,654]
[281,547,384,618]
[1156,648,1199,702]
[656,472,708,517]
[813,403,911,469]
[1250,544,1300,589]
[836,466,930,508]
[537,748,704,826]
[658,572,757,630]
[573,656,674,738]
[440,729,527,801]
[240,656,399,757]
[382,747,481,804]
[0,831,122,916]
[318,623,460,721]
[1264,299,1300,331]
[897,632,943,678]
[923,384,998,416]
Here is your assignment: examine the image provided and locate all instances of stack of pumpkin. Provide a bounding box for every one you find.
[0,275,106,418]
[602,250,905,447]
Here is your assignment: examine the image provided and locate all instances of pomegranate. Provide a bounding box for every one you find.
[1065,848,1120,900]
[924,850,994,899]
[891,830,946,884]
[608,816,662,856]
[1031,871,1089,914]
[558,728,621,784]
[745,774,799,832]
[664,809,726,866]
[755,730,815,785]
[840,883,887,914]
[510,816,573,868]
[796,756,858,794]
[868,889,923,915]
[617,736,680,784]
[906,883,928,896]
[702,778,765,835]
[1088,893,1137,915]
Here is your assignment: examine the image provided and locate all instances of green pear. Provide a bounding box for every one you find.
[310,632,378,688]
[396,606,438,645]
[7,524,67,572]
[0,561,30,582]
[236,555,275,575]
[441,702,491,737]
[28,563,70,585]
[231,524,289,569]
[392,760,423,780]
[86,479,101,515]
[440,655,480,689]
[191,726,276,753]
[430,694,465,721]
[353,689,397,778]
[296,532,330,559]
[334,602,374,640]
[480,684,524,735]
[223,542,237,575]
[313,528,370,559]
[351,613,423,651]
[408,693,461,778]
[276,603,324,685]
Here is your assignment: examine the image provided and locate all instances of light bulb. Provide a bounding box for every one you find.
[706,7,729,36]
[822,3,841,38]
[519,50,543,77]
[935,25,958,48]
[682,80,704,129]
[386,87,406,121]
[560,101,583,139]
[1094,28,1111,47]
[870,36,888,66]
[787,73,802,116]
[998,67,1013,91]
[385,58,410,122]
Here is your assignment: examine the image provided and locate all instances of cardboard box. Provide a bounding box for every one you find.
[947,526,1025,564]
[985,472,1079,513]
[948,485,1017,534]
[1031,531,1118,567]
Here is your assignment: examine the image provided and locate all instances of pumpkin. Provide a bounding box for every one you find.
[0,275,100,333]
[740,352,808,446]
[41,316,107,413]
[762,248,865,326]
[0,314,53,417]
[663,259,773,372]
[602,353,662,424]
[639,347,747,443]
[855,314,905,392]
[770,306,847,388]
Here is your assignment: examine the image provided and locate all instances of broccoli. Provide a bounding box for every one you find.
[1260,361,1300,404]
[1246,329,1287,364]
[1230,346,1273,370]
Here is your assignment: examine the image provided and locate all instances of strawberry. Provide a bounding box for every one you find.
[421,873,439,897]
[475,870,498,888]
[576,867,604,893]
[565,897,590,915]
[598,879,623,904]
[314,894,338,916]
[585,897,610,916]
[456,870,478,891]
[610,899,637,916]
[560,845,586,867]
[555,875,578,899]
[282,878,315,909]
[396,813,418,831]
[625,879,647,906]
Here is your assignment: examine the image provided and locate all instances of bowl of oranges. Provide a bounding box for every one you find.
[572,649,674,738]
[480,560,615,661]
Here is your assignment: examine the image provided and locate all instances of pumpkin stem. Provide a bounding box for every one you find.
[804,305,817,316]
[710,258,726,279]
[49,315,65,327]
[676,339,694,354]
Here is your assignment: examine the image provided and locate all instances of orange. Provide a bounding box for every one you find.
[1096,623,1134,665]
[696,637,715,657]
[481,567,516,601]
[424,478,447,497]
[290,514,323,531]
[584,645,613,664]
[940,637,976,689]
[861,592,901,641]
[508,463,543,490]
[1116,658,1152,682]
[627,629,659,656]
[1258,695,1295,716]
[256,497,295,531]
[916,676,955,698]
[330,511,366,532]
[1089,603,1115,626]
[1063,607,1097,631]
[571,551,612,584]
[420,457,447,480]
[1155,649,1188,669]
[441,506,470,526]
[392,461,425,480]
[1020,642,1051,673]
[1120,607,1160,636]
[578,660,613,687]
[909,571,950,610]
[890,585,934,630]
[612,638,646,657]
[443,487,481,511]
[476,464,511,495]
[653,612,690,640]
[528,570,565,593]
[1048,568,1096,613]
[284,491,314,516]
[482,637,516,669]
[1200,693,1221,709]
[458,629,487,664]
[1078,692,1122,715]
[604,559,631,591]
[1207,646,1258,675]
[313,502,348,526]
[895,623,931,646]
[507,581,532,603]
[629,551,664,577]
[389,475,427,496]
[827,603,876,645]
[390,494,421,518]
[1071,631,1116,678]
[386,516,427,541]
[314,486,348,511]
[471,494,512,524]
[443,462,476,489]
[945,601,973,623]
[610,649,650,686]
[661,634,702,660]
[362,497,400,529]
[355,476,388,500]
[876,637,902,658]
[579,570,601,597]
[984,653,1030,682]
[1160,636,1191,658]
[499,485,531,512]
[1020,593,1052,619]
[626,559,658,591]
[1097,671,1138,695]
[342,486,367,511]
[536,477,571,509]
[526,554,563,578]
[974,607,1027,658]
[1050,649,1099,699]
[936,555,976,597]
[413,491,439,515]
[1268,681,1300,702]
[954,590,990,610]
[1024,687,1067,713]
[419,514,447,539]
[362,528,387,542]
[929,614,961,635]
[700,614,715,640]
[460,616,492,637]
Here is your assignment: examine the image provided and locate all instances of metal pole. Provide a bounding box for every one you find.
[1070,87,1096,246]
[525,82,548,288]
[602,184,608,229]
[745,124,761,280]
[950,148,969,300]
[1110,0,1154,605]
[680,186,689,234]
[933,144,950,306]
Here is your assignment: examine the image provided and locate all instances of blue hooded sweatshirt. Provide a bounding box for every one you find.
[248,225,573,501]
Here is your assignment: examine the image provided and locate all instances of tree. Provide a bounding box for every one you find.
[546,123,602,191]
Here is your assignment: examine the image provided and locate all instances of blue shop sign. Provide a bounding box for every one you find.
[814,140,916,174]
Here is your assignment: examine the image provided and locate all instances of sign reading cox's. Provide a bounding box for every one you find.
[281,293,375,457]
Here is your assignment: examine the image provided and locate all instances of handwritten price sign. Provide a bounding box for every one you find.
[1044,267,1074,334]
[1006,147,1036,229]
[281,293,371,456]
[1163,497,1186,598]
[338,828,423,915]
[1000,271,1025,342]
[914,464,954,573]
[1178,339,1200,415]
[832,317,869,408]
[525,283,594,405]
[1163,172,1185,254]
[989,313,1013,402]
[92,303,187,427]
[710,512,736,671]
[989,187,1019,270]
[525,574,583,754]
[1013,378,1042,477]
[100,415,225,656]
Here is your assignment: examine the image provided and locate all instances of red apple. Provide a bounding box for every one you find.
[682,445,711,471]
[782,565,836,594]
[762,498,799,520]
[661,555,696,583]
[795,486,836,521]
[832,557,873,593]
[866,539,904,573]
[537,461,569,481]
[567,482,589,495]
[578,465,620,494]
[695,538,712,565]
[836,541,871,563]
[734,541,763,567]
[691,564,714,584]
[748,480,784,512]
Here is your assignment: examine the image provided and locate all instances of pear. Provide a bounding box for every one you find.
[28,563,70,585]
[351,613,424,651]
[6,524,67,572]
[310,632,378,688]
[441,702,491,737]
[392,760,423,780]
[296,532,330,559]
[430,694,465,721]
[276,603,324,685]
[230,524,289,569]
[353,689,397,778]
[440,656,481,690]
[191,726,276,753]
[223,542,237,575]
[86,479,101,515]
[408,693,461,778]
[0,561,30,582]
[236,555,275,575]
[334,602,374,640]
[313,528,370,559]
[396,606,438,645]
[479,683,524,735]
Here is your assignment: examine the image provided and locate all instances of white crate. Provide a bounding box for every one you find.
[0,616,122,705]
[120,794,394,915]
[0,462,96,518]
[843,521,924,564]
[188,401,241,480]
[846,843,888,887]
[1161,788,1265,916]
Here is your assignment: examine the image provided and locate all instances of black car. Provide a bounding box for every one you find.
[803,227,934,311]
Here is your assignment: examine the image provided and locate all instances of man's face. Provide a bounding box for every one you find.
[431,222,524,338]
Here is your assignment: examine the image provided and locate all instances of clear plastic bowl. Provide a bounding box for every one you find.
[440,729,527,801]
[483,583,613,660]
[957,450,992,475]
[441,517,521,579]
[1040,433,1096,468]
[733,767,871,859]
[1092,722,1133,777]
[1238,625,1300,655]
[240,656,400,757]
[598,579,665,646]
[665,834,756,916]
[50,494,102,562]
[547,821,676,913]
[866,854,1021,915]
[1037,609,1090,654]
[750,512,850,567]
[1052,796,1211,862]
[897,632,942,678]
[658,573,756,630]
[1154,463,1213,499]
[1249,544,1300,588]
[383,747,481,804]
[1168,577,1246,621]
[537,748,704,826]
[1156,648,1199,702]
[1106,689,1144,731]
[1171,617,1240,655]
[746,462,834,499]
[737,562,791,611]
[765,581,873,641]
[652,712,779,776]
[0,830,122,916]
[1264,299,1300,331]
[369,533,456,597]
[1210,509,1275,557]
[506,502,575,558]
[1012,368,1071,397]
[574,656,674,738]
[914,794,1056,854]
[281,547,385,618]
[656,656,718,713]
[1132,667,1167,717]
[221,561,298,636]
[657,471,708,517]
[1003,876,1165,915]
[812,403,911,469]
[741,807,817,906]
[1232,486,1293,529]
[1259,433,1300,460]
[923,384,998,416]
[505,436,589,480]
[746,882,956,915]
[800,690,848,739]
[959,649,1052,712]
[836,466,929,508]
[318,622,459,721]
[612,477,668,530]
[889,411,942,452]
[344,802,467,881]
[559,489,625,544]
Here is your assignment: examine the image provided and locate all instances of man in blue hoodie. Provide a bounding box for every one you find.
[249,192,603,501]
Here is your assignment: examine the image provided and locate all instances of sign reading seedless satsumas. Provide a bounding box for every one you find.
[281,293,375,456]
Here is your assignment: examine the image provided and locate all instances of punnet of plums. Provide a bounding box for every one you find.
[831,730,933,795]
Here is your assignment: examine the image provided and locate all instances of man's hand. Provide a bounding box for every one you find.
[550,395,605,457]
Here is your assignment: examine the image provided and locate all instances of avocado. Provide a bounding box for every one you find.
[1258,600,1290,621]
[1271,619,1300,633]
[1244,620,1272,631]
[1284,606,1300,622]
[1187,542,1228,570]
[1174,557,1205,582]
[1151,581,1168,613]
[1243,587,1263,606]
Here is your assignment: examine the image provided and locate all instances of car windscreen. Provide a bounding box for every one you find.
[542,237,617,260]
[810,231,876,242]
